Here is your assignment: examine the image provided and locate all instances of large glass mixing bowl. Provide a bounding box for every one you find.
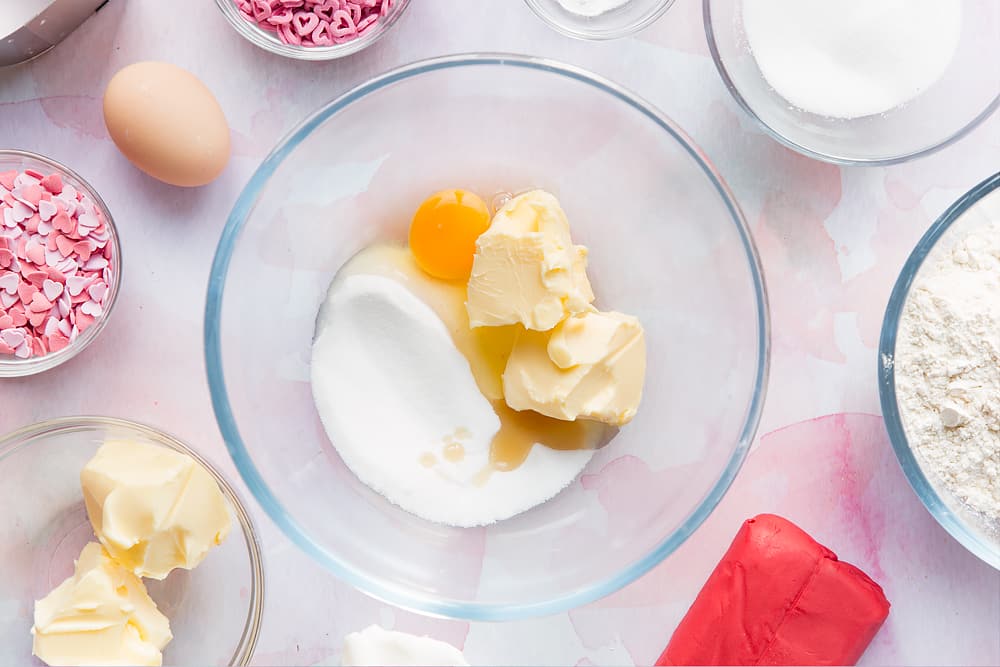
[206,54,769,620]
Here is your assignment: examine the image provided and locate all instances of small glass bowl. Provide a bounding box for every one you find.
[704,0,1000,165]
[0,417,264,664]
[879,172,1000,570]
[0,150,122,378]
[215,0,410,61]
[524,0,674,39]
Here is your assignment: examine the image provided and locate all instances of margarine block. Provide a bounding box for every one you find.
[503,310,646,425]
[32,542,172,667]
[467,190,594,331]
[81,440,232,580]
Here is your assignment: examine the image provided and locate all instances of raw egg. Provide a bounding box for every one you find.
[409,189,490,280]
[103,61,230,187]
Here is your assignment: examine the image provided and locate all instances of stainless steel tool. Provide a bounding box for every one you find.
[1,0,108,67]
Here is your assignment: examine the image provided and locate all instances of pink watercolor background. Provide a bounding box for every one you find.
[1,0,998,665]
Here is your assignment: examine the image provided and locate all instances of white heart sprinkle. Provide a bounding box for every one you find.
[0,272,18,294]
[0,292,16,309]
[11,201,32,223]
[38,199,57,221]
[43,279,63,301]
[43,317,59,337]
[80,300,103,317]
[36,220,53,236]
[14,173,40,188]
[58,318,71,336]
[87,282,107,303]
[45,249,62,267]
[66,276,90,296]
[83,256,107,271]
[2,208,16,228]
[0,329,25,347]
[14,340,30,358]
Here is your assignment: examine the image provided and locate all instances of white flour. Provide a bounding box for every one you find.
[742,0,962,119]
[895,222,1000,521]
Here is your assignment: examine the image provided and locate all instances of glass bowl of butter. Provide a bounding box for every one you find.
[207,54,769,620]
[0,416,263,665]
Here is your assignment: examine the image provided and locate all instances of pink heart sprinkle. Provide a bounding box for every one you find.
[26,242,45,266]
[27,310,46,328]
[0,315,12,329]
[74,241,93,262]
[43,279,63,301]
[9,306,27,327]
[26,271,48,287]
[28,292,53,313]
[55,234,75,258]
[40,173,63,195]
[0,171,16,190]
[17,281,37,304]
[47,332,69,353]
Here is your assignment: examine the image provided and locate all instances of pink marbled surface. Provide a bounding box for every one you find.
[1,0,998,665]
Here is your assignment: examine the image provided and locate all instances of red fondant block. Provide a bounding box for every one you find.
[657,514,890,666]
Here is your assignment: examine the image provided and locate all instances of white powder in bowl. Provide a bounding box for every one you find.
[742,0,962,119]
[310,271,595,527]
[895,221,1000,521]
[556,0,631,18]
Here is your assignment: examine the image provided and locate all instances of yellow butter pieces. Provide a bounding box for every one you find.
[32,543,172,667]
[80,440,232,580]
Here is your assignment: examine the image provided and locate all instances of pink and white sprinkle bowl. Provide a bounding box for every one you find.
[0,150,121,378]
[216,0,410,61]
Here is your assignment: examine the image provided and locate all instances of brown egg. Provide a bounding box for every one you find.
[103,62,231,187]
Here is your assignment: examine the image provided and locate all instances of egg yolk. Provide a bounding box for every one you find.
[409,189,490,281]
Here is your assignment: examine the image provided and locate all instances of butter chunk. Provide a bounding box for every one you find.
[32,542,172,667]
[81,440,232,580]
[503,310,646,425]
[467,190,594,331]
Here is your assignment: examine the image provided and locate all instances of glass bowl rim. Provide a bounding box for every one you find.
[0,149,123,378]
[702,0,1000,167]
[521,0,676,40]
[0,415,266,664]
[204,52,771,620]
[213,0,411,61]
[878,171,1000,571]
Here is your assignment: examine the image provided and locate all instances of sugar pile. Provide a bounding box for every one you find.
[742,0,962,119]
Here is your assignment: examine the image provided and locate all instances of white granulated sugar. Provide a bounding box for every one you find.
[742,0,962,119]
[895,222,1000,521]
[310,272,593,527]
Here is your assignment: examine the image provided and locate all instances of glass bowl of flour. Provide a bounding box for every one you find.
[205,54,769,619]
[880,172,1000,570]
[705,0,1000,165]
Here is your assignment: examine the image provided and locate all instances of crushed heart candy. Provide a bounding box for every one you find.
[0,168,115,361]
[233,0,396,48]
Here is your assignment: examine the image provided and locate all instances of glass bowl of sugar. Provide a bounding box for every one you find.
[524,0,674,39]
[879,172,1000,570]
[705,0,1000,165]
